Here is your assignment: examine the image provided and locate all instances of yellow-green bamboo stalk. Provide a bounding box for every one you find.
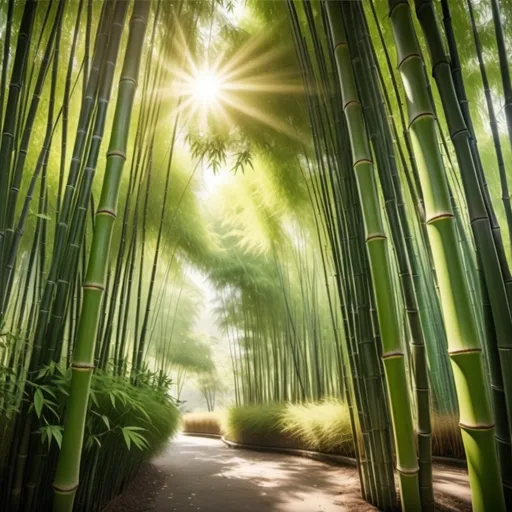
[325,3,420,510]
[388,1,505,510]
[52,2,149,511]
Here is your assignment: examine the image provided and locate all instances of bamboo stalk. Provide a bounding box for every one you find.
[325,3,420,509]
[414,0,512,501]
[389,1,505,509]
[52,3,149,510]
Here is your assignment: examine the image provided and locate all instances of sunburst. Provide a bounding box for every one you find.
[164,13,305,142]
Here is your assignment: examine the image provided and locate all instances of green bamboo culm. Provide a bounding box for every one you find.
[388,1,505,510]
[414,0,512,503]
[324,3,420,510]
[52,2,150,510]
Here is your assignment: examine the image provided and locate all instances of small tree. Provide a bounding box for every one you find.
[197,370,226,412]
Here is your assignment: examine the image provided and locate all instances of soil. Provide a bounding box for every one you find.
[102,463,167,512]
[103,435,472,512]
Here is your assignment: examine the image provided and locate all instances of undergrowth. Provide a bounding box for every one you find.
[182,400,465,459]
[0,369,179,511]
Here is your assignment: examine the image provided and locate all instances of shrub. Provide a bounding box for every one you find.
[280,400,353,455]
[221,403,284,446]
[74,374,180,511]
[214,401,464,460]
[0,371,180,512]
[181,411,223,435]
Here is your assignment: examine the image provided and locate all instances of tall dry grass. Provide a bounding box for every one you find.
[181,412,223,435]
[182,401,465,460]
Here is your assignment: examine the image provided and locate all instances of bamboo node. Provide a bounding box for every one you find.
[131,15,148,24]
[97,208,117,218]
[408,111,434,129]
[448,347,482,356]
[495,434,510,445]
[398,53,421,71]
[72,362,95,371]
[426,212,454,224]
[450,128,468,141]
[119,76,138,87]
[388,0,409,18]
[353,158,373,167]
[382,351,404,360]
[366,234,386,242]
[83,282,105,291]
[334,42,348,50]
[53,482,79,493]
[431,59,451,78]
[396,465,419,475]
[458,421,494,431]
[469,216,488,226]
[107,149,127,160]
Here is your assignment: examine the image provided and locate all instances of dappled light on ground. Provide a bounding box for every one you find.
[148,435,471,512]
[152,435,372,511]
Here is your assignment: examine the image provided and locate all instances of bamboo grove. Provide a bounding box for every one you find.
[1,0,512,511]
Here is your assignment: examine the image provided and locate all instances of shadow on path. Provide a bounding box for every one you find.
[153,435,371,511]
[151,435,471,512]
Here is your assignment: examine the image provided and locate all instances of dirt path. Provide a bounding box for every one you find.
[143,435,471,512]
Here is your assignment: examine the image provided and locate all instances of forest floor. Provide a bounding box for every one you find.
[104,435,471,512]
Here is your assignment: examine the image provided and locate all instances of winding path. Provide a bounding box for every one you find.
[149,435,471,512]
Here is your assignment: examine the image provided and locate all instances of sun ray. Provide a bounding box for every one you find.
[218,93,306,143]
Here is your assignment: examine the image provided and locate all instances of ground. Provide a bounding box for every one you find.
[104,435,472,512]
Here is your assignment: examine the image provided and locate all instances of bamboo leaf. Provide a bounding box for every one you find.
[34,389,44,418]
[101,415,110,430]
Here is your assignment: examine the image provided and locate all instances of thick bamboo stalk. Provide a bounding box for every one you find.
[52,3,149,510]
[414,0,512,502]
[389,1,505,510]
[325,3,420,509]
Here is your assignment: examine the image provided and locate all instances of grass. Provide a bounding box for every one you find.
[280,400,353,454]
[181,411,222,435]
[182,400,465,460]
[431,413,465,459]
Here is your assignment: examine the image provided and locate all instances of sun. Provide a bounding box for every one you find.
[193,69,222,105]
[168,25,304,138]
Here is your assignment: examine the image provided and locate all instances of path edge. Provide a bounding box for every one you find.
[181,431,467,468]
